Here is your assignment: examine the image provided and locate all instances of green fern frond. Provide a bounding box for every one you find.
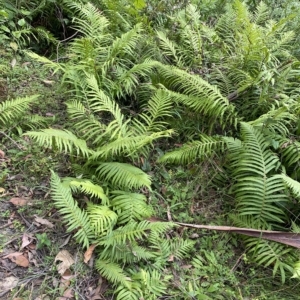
[87,204,118,236]
[278,139,300,167]
[104,23,143,72]
[50,171,93,248]
[246,238,294,283]
[25,129,91,157]
[231,122,288,223]
[100,221,173,247]
[136,269,168,298]
[249,106,295,136]
[67,2,109,40]
[0,95,39,128]
[138,89,173,133]
[159,135,225,164]
[95,259,131,287]
[277,174,300,199]
[91,130,173,159]
[111,191,153,224]
[96,162,151,190]
[156,30,181,65]
[63,178,109,205]
[112,59,157,97]
[85,75,127,138]
[155,63,237,126]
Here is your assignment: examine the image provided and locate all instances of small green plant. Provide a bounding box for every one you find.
[36,233,51,249]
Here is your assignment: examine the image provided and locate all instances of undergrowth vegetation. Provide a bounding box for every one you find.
[1,0,300,299]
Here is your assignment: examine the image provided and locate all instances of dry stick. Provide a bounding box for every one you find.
[0,131,24,150]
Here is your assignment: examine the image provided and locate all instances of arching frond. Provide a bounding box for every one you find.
[25,129,91,157]
[96,162,151,190]
[50,171,93,248]
[95,259,130,287]
[62,178,109,205]
[155,63,237,127]
[0,95,39,128]
[159,135,225,164]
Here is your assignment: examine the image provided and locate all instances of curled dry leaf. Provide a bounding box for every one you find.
[9,197,28,206]
[34,216,54,228]
[84,244,97,264]
[55,250,75,275]
[3,252,29,267]
[21,233,35,249]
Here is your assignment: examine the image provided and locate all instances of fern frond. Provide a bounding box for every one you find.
[159,135,225,164]
[50,171,93,248]
[155,63,237,126]
[85,75,127,138]
[246,238,294,283]
[231,122,288,223]
[277,174,300,199]
[68,2,110,40]
[25,129,91,157]
[111,191,153,224]
[100,221,173,247]
[87,204,118,236]
[95,259,131,287]
[96,162,151,190]
[138,89,173,133]
[91,130,173,159]
[136,269,168,298]
[63,178,109,205]
[0,95,39,127]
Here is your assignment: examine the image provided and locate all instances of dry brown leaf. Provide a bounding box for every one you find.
[9,197,28,206]
[34,216,54,228]
[21,233,35,249]
[84,244,96,264]
[0,149,5,158]
[63,288,74,299]
[0,276,18,292]
[55,250,75,275]
[61,269,75,280]
[4,252,29,267]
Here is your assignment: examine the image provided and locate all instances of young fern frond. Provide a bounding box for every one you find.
[159,135,225,164]
[25,129,91,157]
[111,191,153,224]
[96,162,151,190]
[50,171,93,248]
